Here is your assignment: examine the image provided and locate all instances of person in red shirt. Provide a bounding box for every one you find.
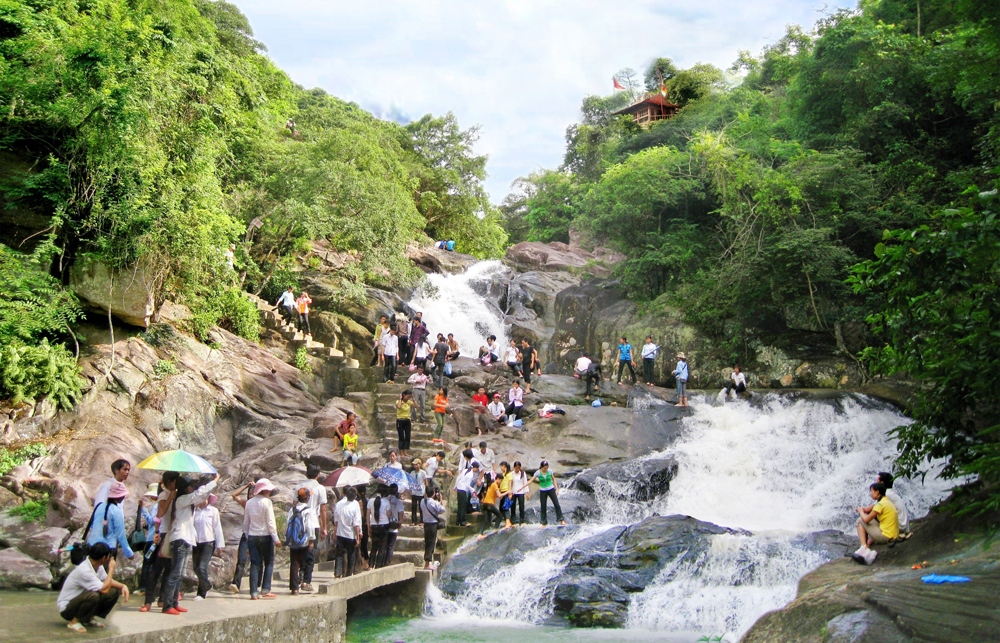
[471,387,489,435]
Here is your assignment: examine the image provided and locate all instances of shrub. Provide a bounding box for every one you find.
[0,340,83,409]
[154,359,178,378]
[9,493,49,522]
[295,347,312,374]
[191,287,261,343]
[0,443,48,476]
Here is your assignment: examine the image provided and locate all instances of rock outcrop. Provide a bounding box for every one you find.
[68,256,157,327]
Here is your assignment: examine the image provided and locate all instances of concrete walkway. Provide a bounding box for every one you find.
[0,563,415,643]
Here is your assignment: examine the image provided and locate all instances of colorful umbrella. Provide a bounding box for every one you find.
[137,449,217,474]
[373,466,421,494]
[321,466,373,488]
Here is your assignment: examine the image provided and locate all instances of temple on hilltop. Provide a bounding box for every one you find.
[613,93,680,127]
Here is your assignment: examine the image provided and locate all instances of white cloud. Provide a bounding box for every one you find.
[231,0,849,202]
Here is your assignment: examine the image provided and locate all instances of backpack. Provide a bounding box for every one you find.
[285,507,309,549]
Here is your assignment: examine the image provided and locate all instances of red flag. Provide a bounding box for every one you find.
[613,76,625,90]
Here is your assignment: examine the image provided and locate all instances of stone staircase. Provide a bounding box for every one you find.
[245,292,361,368]
[372,381,464,466]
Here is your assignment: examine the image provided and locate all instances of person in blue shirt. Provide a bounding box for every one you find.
[86,481,137,570]
[672,352,690,407]
[446,239,455,251]
[616,336,637,386]
[137,484,159,588]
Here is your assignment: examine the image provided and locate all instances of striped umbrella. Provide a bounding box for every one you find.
[137,449,217,474]
[321,466,373,488]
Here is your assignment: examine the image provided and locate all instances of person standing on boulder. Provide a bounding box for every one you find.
[520,339,537,393]
[522,461,566,526]
[672,352,689,407]
[616,336,637,386]
[641,337,659,386]
[510,461,529,525]
[407,366,431,423]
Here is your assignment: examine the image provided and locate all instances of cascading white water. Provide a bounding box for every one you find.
[428,392,958,639]
[406,260,510,356]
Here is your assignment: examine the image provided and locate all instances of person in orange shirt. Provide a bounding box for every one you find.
[296,292,312,337]
[477,475,505,537]
[433,387,449,439]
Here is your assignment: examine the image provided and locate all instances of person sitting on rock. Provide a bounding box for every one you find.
[342,423,361,466]
[57,542,128,633]
[334,412,356,449]
[854,482,899,564]
[487,393,508,430]
[722,365,747,399]
[274,286,296,324]
[479,335,501,365]
[507,380,525,423]
[471,387,490,435]
[878,472,910,536]
[446,333,461,362]
[504,339,522,378]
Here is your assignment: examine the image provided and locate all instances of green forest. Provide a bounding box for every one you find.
[1,0,998,509]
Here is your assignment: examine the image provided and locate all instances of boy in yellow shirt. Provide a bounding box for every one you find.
[854,482,898,565]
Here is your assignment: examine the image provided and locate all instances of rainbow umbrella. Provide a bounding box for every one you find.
[137,449,217,474]
[321,466,373,488]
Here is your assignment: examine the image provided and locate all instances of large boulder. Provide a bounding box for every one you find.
[406,244,479,275]
[68,256,156,327]
[570,455,679,502]
[504,241,623,277]
[0,548,53,589]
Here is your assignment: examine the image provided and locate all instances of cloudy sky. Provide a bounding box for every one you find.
[231,0,850,203]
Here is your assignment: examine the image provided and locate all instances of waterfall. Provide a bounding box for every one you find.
[429,393,958,638]
[406,260,511,355]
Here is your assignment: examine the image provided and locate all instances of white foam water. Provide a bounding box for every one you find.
[406,260,511,357]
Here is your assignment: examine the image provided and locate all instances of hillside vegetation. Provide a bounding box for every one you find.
[500,0,998,511]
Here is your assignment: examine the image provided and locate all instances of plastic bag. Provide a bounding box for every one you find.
[445,361,453,376]
[591,399,602,407]
[513,419,523,428]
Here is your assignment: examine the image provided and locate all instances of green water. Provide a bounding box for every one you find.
[346,615,700,643]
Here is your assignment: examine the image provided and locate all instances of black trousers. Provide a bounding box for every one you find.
[512,494,526,524]
[643,357,655,383]
[336,536,357,577]
[456,490,469,525]
[382,531,397,567]
[143,545,171,606]
[617,360,636,384]
[539,488,565,525]
[289,547,307,591]
[396,418,411,451]
[724,382,747,394]
[481,503,503,532]
[369,525,388,569]
[423,523,438,563]
[303,529,317,584]
[60,587,120,623]
[383,356,397,382]
[585,373,600,397]
[412,496,424,524]
[505,403,523,419]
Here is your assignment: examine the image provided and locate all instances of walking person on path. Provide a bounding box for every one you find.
[140,472,180,612]
[93,458,131,510]
[191,494,224,601]
[243,478,281,600]
[382,486,404,567]
[411,458,426,525]
[395,390,414,457]
[520,339,537,393]
[616,336,637,386]
[295,291,312,337]
[227,482,256,594]
[274,287,296,325]
[286,487,316,594]
[333,487,362,577]
[295,466,329,593]
[407,366,431,423]
[163,474,218,614]
[521,461,566,526]
[672,352,690,407]
[641,336,659,385]
[382,328,400,383]
[367,490,389,570]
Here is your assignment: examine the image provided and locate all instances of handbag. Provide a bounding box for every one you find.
[69,505,101,565]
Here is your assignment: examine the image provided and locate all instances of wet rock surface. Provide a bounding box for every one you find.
[569,456,679,502]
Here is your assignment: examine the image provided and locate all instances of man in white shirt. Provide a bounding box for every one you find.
[93,458,131,509]
[453,462,481,527]
[722,365,748,399]
[382,328,400,383]
[487,394,508,429]
[334,487,362,577]
[274,287,296,324]
[295,465,329,591]
[640,337,659,385]
[57,542,128,633]
[476,442,497,479]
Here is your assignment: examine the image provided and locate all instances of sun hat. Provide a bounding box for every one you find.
[493,393,501,398]
[142,483,159,499]
[254,478,276,495]
[207,493,219,505]
[107,481,129,499]
[676,351,687,359]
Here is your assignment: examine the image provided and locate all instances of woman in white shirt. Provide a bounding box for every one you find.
[509,461,530,525]
[387,450,404,470]
[162,474,218,614]
[191,494,225,600]
[504,340,521,377]
[506,380,524,421]
[243,478,282,599]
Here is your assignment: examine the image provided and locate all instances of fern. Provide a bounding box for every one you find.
[0,245,82,346]
[0,340,84,410]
